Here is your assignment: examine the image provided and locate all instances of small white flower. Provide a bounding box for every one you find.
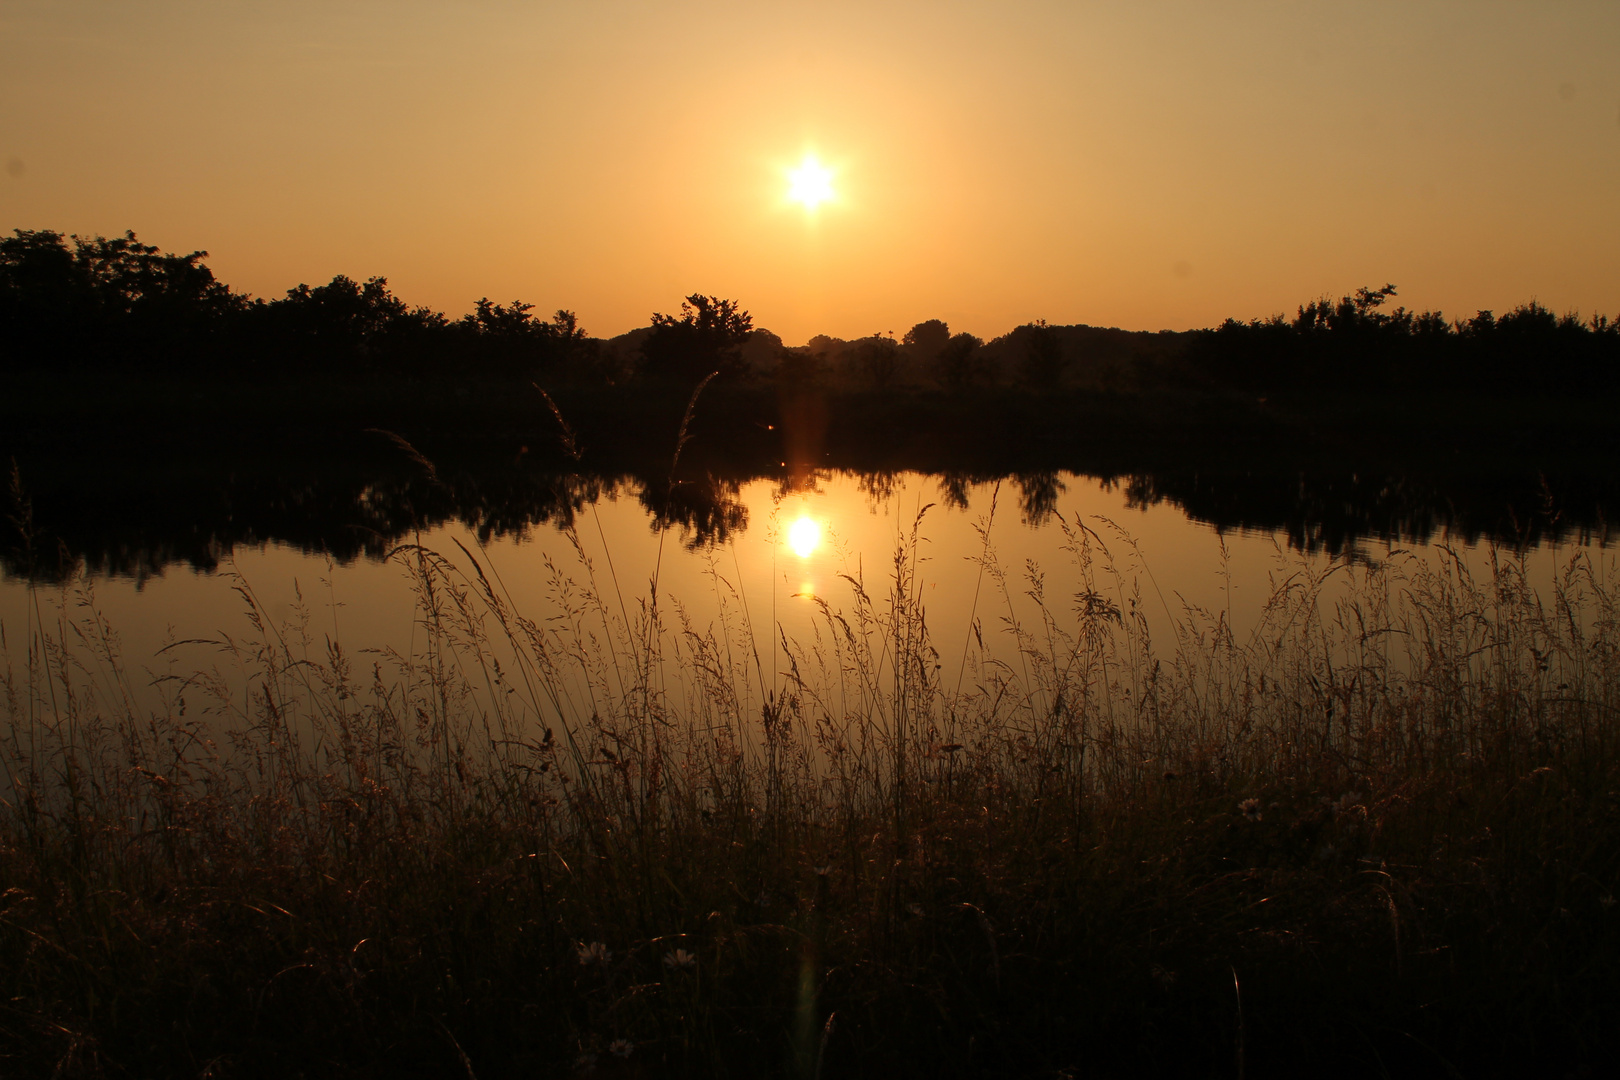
[663,947,697,971]
[609,1039,634,1059]
[1239,798,1262,823]
[576,941,612,966]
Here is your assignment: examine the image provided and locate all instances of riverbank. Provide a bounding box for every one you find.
[4,367,1619,583]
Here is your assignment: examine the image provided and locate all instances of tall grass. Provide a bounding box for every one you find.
[2,481,1618,1077]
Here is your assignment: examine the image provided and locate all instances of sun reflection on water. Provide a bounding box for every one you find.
[788,516,821,558]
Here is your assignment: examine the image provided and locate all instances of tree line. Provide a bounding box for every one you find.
[4,229,1616,397]
[0,229,595,380]
[1193,283,1620,396]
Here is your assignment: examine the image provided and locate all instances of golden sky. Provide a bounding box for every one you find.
[3,1,1617,343]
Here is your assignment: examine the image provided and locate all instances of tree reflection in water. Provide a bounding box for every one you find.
[2,447,1614,583]
[638,474,748,550]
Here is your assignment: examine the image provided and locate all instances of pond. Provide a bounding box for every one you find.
[3,463,1610,732]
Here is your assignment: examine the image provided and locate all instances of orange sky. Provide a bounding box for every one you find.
[3,1,1617,344]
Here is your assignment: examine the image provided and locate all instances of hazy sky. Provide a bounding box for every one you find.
[3,1,1617,342]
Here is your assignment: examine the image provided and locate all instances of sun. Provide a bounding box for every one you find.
[786,155,835,211]
[788,516,821,558]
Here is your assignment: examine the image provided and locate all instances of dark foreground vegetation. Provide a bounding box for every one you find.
[3,459,1620,1077]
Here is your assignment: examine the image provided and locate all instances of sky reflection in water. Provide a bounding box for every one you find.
[2,470,1606,718]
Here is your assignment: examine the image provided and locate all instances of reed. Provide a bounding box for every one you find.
[1,488,1618,1077]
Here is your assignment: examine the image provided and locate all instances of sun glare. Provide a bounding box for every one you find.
[786,155,835,211]
[788,516,821,558]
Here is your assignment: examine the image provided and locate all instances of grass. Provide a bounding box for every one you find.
[2,453,1619,1078]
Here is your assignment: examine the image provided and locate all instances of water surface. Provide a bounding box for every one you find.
[4,468,1604,717]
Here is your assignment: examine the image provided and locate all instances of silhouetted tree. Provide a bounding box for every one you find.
[0,229,243,369]
[468,297,540,336]
[254,275,453,372]
[1017,320,1066,389]
[455,300,594,378]
[852,334,900,389]
[934,332,985,391]
[902,319,950,360]
[0,231,609,382]
[774,347,831,389]
[641,294,753,382]
[1192,282,1620,396]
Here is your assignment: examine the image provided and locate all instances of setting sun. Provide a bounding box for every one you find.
[785,155,835,211]
[788,516,821,557]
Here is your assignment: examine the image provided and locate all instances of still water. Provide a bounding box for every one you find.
[1,469,1603,710]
